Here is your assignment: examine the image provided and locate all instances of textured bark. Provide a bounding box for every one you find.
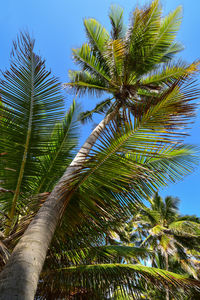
[0,112,115,300]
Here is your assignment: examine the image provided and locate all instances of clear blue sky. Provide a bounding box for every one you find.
[1,0,200,215]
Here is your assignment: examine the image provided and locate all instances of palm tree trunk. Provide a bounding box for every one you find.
[165,252,170,300]
[0,111,116,300]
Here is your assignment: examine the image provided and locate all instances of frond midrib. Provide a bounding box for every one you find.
[9,51,35,223]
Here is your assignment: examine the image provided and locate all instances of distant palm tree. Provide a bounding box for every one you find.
[130,193,200,299]
[0,0,200,298]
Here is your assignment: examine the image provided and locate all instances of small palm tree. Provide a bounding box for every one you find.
[137,194,200,274]
[129,193,200,299]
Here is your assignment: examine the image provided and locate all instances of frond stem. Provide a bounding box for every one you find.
[8,52,35,230]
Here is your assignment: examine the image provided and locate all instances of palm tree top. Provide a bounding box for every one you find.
[65,0,199,125]
[149,193,180,224]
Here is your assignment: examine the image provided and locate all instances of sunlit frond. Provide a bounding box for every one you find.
[72,43,111,82]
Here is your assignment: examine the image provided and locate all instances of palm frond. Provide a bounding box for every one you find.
[32,100,79,194]
[39,263,200,299]
[147,5,182,64]
[141,61,200,87]
[74,115,198,214]
[84,18,109,59]
[0,32,64,221]
[66,70,112,97]
[103,39,126,81]
[109,5,125,39]
[125,0,162,76]
[72,43,111,83]
[162,41,184,62]
[79,98,113,123]
[169,220,200,236]
[135,76,199,130]
[85,245,151,263]
[125,1,183,79]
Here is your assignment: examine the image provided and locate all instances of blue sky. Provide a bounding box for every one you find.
[1,0,200,215]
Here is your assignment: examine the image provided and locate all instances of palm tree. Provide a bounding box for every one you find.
[0,0,200,297]
[130,193,200,299]
[66,1,198,124]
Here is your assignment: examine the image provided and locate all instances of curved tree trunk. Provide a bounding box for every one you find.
[0,111,115,300]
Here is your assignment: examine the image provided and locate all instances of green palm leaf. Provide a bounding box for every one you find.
[146,5,182,64]
[74,116,198,213]
[72,43,111,82]
[79,97,113,123]
[84,18,109,59]
[68,70,112,97]
[0,33,64,224]
[33,100,79,194]
[169,220,200,236]
[125,0,162,76]
[39,263,200,299]
[141,61,199,87]
[109,5,125,40]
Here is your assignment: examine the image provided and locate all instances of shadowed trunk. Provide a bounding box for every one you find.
[0,111,115,300]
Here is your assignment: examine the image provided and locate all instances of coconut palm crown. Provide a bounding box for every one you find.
[66,0,199,128]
